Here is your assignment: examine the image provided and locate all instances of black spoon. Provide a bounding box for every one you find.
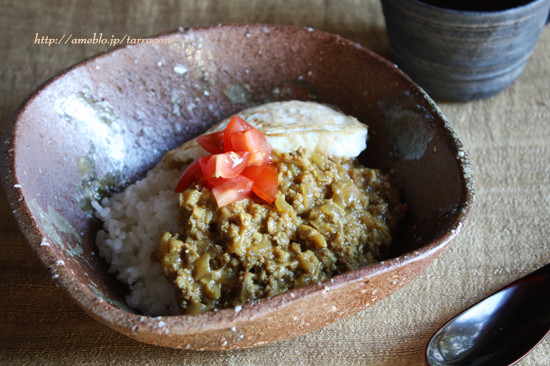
[426,262,550,366]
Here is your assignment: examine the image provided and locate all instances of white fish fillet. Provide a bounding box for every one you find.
[158,100,368,170]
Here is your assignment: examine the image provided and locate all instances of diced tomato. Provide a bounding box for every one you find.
[175,115,276,207]
[223,116,253,151]
[174,159,203,192]
[197,131,225,154]
[198,151,250,186]
[248,150,271,165]
[230,129,272,165]
[225,116,253,134]
[230,128,268,151]
[241,164,278,203]
[211,175,254,207]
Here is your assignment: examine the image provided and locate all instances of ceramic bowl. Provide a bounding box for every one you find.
[1,24,474,350]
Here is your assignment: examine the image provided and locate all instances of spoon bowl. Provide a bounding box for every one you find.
[426,263,550,366]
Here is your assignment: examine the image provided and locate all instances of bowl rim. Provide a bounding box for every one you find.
[1,23,475,342]
[383,0,549,17]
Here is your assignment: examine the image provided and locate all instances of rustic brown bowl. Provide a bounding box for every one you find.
[1,24,474,350]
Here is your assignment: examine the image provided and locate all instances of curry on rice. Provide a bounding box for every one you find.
[158,146,405,314]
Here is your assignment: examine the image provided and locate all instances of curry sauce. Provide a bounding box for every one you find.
[158,148,405,314]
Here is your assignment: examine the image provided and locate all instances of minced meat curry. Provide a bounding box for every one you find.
[158,148,405,314]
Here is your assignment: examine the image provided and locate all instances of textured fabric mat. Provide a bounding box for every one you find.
[1,1,549,365]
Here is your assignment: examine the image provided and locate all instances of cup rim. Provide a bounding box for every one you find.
[405,0,549,15]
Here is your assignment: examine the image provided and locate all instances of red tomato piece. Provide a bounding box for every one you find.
[248,150,271,165]
[199,151,250,186]
[241,164,278,203]
[211,175,254,207]
[230,129,272,165]
[223,116,253,151]
[174,159,203,192]
[197,131,225,154]
[225,116,253,134]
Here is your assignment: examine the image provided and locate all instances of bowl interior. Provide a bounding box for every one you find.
[3,25,472,318]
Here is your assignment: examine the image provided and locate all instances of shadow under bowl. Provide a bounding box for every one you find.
[1,24,474,350]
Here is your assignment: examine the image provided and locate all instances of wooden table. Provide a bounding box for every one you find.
[2,1,549,364]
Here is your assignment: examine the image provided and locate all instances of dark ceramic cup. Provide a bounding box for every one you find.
[380,0,550,100]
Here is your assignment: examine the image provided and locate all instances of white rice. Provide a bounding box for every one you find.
[93,167,182,315]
